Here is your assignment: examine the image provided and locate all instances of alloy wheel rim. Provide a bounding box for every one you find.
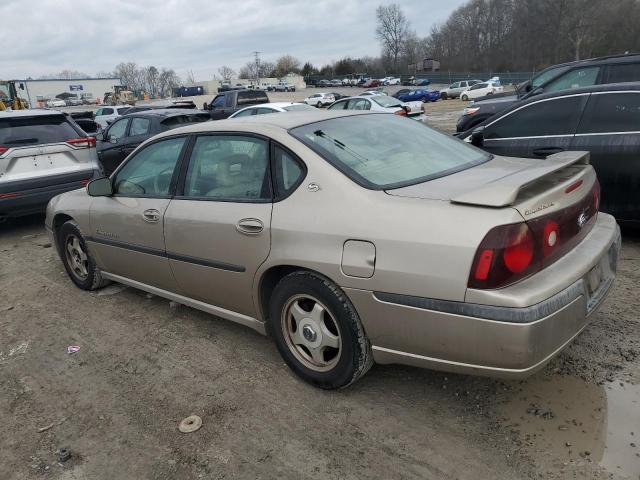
[65,234,89,280]
[281,294,342,372]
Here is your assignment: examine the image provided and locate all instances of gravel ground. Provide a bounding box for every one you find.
[1,98,638,479]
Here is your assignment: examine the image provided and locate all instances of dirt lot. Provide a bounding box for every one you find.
[1,98,639,480]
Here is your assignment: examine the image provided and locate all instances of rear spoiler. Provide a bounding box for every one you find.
[451,151,590,208]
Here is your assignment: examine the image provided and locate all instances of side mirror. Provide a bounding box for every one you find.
[470,126,485,147]
[525,83,532,92]
[95,132,104,141]
[87,177,113,197]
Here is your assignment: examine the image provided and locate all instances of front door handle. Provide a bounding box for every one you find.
[236,218,263,235]
[142,209,161,223]
[533,147,564,157]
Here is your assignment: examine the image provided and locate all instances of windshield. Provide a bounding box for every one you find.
[290,115,490,189]
[531,65,572,88]
[371,96,402,108]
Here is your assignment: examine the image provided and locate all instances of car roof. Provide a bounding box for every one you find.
[238,102,306,109]
[495,82,640,116]
[0,108,66,118]
[125,108,206,118]
[154,110,378,139]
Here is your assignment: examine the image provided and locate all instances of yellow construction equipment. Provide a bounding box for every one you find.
[103,85,136,106]
[0,80,28,110]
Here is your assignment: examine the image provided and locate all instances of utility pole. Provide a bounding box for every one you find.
[252,51,261,86]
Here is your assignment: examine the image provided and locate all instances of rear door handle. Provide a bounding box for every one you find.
[533,147,564,157]
[142,209,161,223]
[236,218,263,235]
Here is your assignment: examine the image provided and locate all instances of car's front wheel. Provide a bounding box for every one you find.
[316,101,322,108]
[440,92,448,100]
[58,220,109,291]
[269,271,373,389]
[461,94,469,101]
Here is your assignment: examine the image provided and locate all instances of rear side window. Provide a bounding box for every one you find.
[210,96,225,108]
[577,92,640,134]
[274,146,304,198]
[0,115,80,147]
[101,108,114,115]
[607,63,640,83]
[485,96,587,139]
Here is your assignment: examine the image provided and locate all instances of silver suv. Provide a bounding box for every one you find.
[0,109,102,219]
[440,79,482,99]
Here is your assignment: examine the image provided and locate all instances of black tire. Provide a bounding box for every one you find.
[268,271,373,389]
[58,220,109,291]
[461,94,469,101]
[440,92,448,100]
[316,101,322,108]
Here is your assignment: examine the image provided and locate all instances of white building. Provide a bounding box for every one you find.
[14,77,122,107]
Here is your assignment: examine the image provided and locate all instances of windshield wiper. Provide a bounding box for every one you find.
[313,130,368,165]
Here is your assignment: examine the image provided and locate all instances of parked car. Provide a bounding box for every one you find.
[303,92,335,107]
[123,100,197,115]
[65,96,83,107]
[229,102,315,118]
[275,83,296,92]
[94,105,133,129]
[317,80,331,88]
[456,53,640,133]
[205,90,270,120]
[327,95,410,116]
[414,78,431,86]
[396,89,440,103]
[360,90,387,97]
[329,92,348,101]
[46,111,620,389]
[439,80,482,99]
[0,109,101,218]
[46,98,67,108]
[96,109,210,175]
[386,77,401,85]
[329,79,342,87]
[459,83,640,225]
[459,82,504,101]
[361,79,380,88]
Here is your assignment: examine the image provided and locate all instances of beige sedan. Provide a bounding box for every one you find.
[46,111,620,389]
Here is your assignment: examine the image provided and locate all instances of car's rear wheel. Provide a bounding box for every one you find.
[269,271,373,389]
[440,92,448,100]
[58,220,109,291]
[461,94,469,101]
[316,101,322,108]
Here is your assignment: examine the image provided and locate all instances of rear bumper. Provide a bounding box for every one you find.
[0,169,100,218]
[345,214,621,378]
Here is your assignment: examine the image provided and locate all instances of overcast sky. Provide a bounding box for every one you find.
[1,0,466,80]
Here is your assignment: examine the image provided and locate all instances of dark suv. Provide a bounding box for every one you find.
[457,53,640,133]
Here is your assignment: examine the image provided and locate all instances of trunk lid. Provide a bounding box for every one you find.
[386,151,596,220]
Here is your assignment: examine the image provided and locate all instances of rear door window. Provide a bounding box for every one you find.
[129,117,151,136]
[484,95,588,139]
[273,145,304,198]
[545,67,600,92]
[576,92,640,134]
[606,63,640,83]
[182,135,270,201]
[0,115,80,147]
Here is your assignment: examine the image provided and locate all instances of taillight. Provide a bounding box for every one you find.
[394,109,407,116]
[0,146,8,155]
[67,137,96,148]
[469,180,599,290]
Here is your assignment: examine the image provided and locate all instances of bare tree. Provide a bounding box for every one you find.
[217,65,236,82]
[375,4,410,72]
[185,70,196,84]
[274,55,301,77]
[146,66,159,96]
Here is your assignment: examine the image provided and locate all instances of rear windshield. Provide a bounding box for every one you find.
[283,104,314,112]
[0,115,80,147]
[290,114,489,189]
[162,114,210,128]
[371,96,403,108]
[237,91,269,105]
